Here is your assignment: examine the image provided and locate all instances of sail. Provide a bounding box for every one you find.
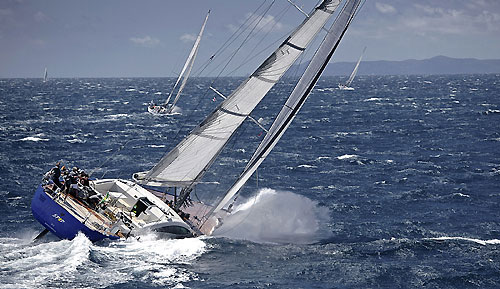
[212,0,362,214]
[165,10,210,107]
[345,46,365,86]
[134,0,342,188]
[43,68,47,82]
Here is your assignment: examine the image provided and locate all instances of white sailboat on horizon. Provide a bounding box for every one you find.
[338,46,366,90]
[31,0,362,242]
[43,67,48,82]
[149,10,210,115]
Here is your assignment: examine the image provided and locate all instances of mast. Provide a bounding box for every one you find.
[210,0,362,215]
[345,46,365,86]
[164,10,210,107]
[134,1,342,208]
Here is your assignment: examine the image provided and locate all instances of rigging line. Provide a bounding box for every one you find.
[88,138,135,179]
[166,1,271,147]
[163,2,280,189]
[222,48,307,211]
[193,0,270,78]
[224,3,292,77]
[223,7,295,77]
[208,0,277,80]
[201,118,253,209]
[204,1,276,78]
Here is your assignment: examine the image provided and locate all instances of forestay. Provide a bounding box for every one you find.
[212,0,363,213]
[134,0,342,187]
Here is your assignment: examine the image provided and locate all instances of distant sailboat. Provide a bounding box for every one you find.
[148,10,210,115]
[43,68,48,82]
[338,46,365,90]
[31,0,362,242]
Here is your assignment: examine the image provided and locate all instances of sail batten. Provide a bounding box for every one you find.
[136,0,342,188]
[211,0,362,214]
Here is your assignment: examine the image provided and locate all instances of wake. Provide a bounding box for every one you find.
[213,188,332,244]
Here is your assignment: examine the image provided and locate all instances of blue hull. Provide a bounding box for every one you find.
[31,184,119,242]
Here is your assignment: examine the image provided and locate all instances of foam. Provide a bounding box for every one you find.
[428,236,500,246]
[213,188,332,244]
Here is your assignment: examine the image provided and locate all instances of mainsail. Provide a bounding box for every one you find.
[164,10,210,111]
[212,0,363,214]
[134,0,342,190]
[343,46,366,87]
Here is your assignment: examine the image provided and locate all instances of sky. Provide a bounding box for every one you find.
[1,0,499,78]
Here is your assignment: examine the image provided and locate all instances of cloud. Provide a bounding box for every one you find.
[180,33,196,43]
[375,2,396,14]
[228,12,284,34]
[129,36,160,47]
[34,11,49,22]
[32,38,46,47]
[361,1,500,41]
[406,3,500,35]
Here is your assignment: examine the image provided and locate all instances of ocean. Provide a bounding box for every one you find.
[0,74,499,288]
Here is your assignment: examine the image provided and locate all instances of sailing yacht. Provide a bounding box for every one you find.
[338,46,366,90]
[31,0,362,242]
[148,11,210,115]
[43,68,48,82]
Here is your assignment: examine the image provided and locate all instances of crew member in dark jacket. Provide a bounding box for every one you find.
[51,162,62,188]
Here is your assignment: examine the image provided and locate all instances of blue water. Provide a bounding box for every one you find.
[1,74,500,288]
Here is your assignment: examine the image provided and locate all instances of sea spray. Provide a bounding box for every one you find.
[213,188,332,244]
[0,232,207,288]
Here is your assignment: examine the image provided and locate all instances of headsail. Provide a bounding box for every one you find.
[164,10,210,110]
[211,0,363,214]
[344,46,366,87]
[134,0,342,190]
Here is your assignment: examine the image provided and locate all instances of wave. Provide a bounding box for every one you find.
[337,154,357,160]
[20,136,49,142]
[213,188,332,244]
[0,232,206,288]
[67,138,86,144]
[426,236,500,246]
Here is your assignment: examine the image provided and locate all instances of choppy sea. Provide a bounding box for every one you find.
[0,74,499,288]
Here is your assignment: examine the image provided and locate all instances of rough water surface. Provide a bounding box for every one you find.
[0,75,499,288]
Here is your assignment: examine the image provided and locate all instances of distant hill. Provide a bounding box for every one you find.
[287,56,500,76]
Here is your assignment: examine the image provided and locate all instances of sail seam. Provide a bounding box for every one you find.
[286,41,305,51]
[254,75,277,83]
[192,132,227,140]
[219,107,248,117]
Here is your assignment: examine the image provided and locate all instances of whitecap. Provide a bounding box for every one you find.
[337,154,357,160]
[428,236,500,246]
[20,136,49,142]
[297,164,316,168]
[67,138,85,144]
[105,113,128,119]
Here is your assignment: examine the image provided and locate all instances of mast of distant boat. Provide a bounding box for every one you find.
[340,46,365,89]
[163,10,210,113]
